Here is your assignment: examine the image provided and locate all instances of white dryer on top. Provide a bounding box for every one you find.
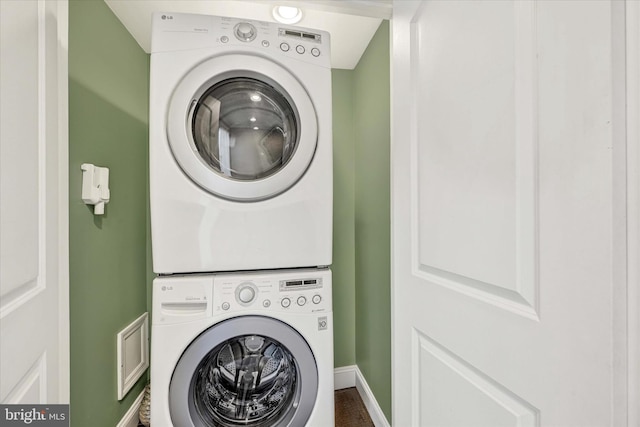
[149,13,333,274]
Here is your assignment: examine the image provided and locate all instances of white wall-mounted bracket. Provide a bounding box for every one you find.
[81,163,110,215]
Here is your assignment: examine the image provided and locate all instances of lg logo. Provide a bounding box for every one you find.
[161,15,174,20]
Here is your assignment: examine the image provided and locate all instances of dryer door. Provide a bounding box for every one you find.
[169,316,318,427]
[166,54,318,201]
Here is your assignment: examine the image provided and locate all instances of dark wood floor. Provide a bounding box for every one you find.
[335,387,374,427]
[141,387,374,426]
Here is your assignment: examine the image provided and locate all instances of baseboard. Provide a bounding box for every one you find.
[116,388,145,427]
[354,367,391,427]
[334,365,390,427]
[334,365,357,389]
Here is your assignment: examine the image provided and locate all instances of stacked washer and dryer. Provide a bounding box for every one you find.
[148,12,334,427]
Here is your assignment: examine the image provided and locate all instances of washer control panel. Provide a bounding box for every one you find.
[152,269,331,326]
[151,13,331,68]
[213,269,331,314]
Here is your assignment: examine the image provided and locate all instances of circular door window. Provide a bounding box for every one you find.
[167,55,318,201]
[191,78,298,181]
[169,316,318,427]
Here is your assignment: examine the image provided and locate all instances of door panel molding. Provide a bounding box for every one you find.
[0,280,44,319]
[412,329,539,426]
[408,0,539,320]
[3,355,47,404]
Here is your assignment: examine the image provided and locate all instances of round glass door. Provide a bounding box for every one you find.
[192,334,297,426]
[191,78,298,181]
[169,316,318,427]
[166,54,318,201]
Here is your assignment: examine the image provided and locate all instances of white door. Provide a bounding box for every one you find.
[392,1,629,425]
[0,0,69,404]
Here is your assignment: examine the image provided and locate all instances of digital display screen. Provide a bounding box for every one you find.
[280,278,322,291]
[286,280,303,287]
[280,29,321,43]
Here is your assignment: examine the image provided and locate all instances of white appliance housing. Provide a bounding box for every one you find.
[151,269,334,427]
[149,13,333,274]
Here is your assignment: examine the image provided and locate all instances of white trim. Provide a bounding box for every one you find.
[55,0,70,404]
[236,0,392,19]
[333,365,390,426]
[354,367,390,427]
[627,0,640,424]
[612,0,630,423]
[333,365,357,390]
[116,388,146,427]
[389,3,421,426]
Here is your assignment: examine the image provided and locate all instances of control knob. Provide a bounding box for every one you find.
[236,282,258,305]
[238,286,255,304]
[234,22,257,42]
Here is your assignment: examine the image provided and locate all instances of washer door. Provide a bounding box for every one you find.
[169,316,319,427]
[167,54,318,201]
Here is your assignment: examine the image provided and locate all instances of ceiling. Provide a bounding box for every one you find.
[104,0,392,69]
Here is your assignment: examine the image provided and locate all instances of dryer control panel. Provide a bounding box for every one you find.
[151,12,331,68]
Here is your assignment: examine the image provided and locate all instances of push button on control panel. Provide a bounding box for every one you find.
[296,45,305,54]
[280,42,290,52]
[297,296,307,306]
[221,302,230,311]
[311,48,320,57]
[281,297,291,308]
[312,294,322,304]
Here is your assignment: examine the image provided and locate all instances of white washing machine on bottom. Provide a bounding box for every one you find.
[151,269,334,427]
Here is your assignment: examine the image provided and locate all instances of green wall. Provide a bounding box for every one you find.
[331,70,357,367]
[354,21,392,421]
[67,3,389,423]
[331,20,391,422]
[68,1,150,425]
